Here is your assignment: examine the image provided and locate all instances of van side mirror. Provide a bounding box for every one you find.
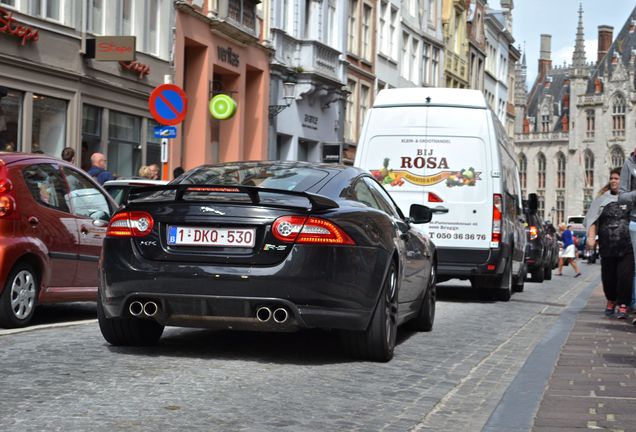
[409,204,433,224]
[527,193,538,213]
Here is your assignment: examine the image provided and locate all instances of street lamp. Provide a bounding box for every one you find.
[269,80,296,119]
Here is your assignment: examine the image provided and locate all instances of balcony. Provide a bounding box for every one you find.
[515,131,569,143]
[271,28,344,83]
[176,0,262,43]
[444,50,468,82]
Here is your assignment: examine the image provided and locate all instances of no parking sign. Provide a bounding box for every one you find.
[148,84,187,126]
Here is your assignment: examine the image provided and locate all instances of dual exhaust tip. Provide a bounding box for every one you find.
[256,306,289,324]
[129,300,158,318]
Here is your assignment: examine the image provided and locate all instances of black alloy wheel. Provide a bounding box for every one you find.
[97,293,164,346]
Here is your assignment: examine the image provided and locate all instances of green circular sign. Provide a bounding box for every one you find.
[209,94,237,120]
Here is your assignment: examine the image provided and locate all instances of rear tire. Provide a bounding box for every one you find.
[341,262,398,362]
[496,259,513,302]
[543,263,552,280]
[97,294,164,346]
[530,266,544,283]
[0,263,38,328]
[408,262,436,332]
[512,263,526,293]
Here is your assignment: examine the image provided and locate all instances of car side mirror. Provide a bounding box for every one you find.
[409,204,433,224]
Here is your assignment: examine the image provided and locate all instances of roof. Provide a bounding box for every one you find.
[373,88,488,109]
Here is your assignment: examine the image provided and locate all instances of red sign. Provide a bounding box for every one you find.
[119,61,150,79]
[91,36,135,61]
[148,84,187,126]
[0,7,39,46]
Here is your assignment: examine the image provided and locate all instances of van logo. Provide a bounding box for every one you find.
[200,206,225,215]
[370,156,481,188]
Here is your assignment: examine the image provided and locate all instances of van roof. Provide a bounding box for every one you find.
[372,88,488,109]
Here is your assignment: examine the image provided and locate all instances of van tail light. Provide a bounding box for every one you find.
[491,194,502,246]
[428,192,444,203]
[272,216,355,245]
[107,211,154,237]
[529,225,538,240]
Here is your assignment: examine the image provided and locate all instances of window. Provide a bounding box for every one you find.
[556,152,566,189]
[32,95,67,158]
[518,153,527,190]
[327,2,336,46]
[612,94,626,137]
[359,84,370,137]
[362,4,371,60]
[583,190,593,214]
[585,109,595,138]
[427,0,436,24]
[345,79,357,141]
[379,1,387,54]
[22,164,69,212]
[422,43,430,84]
[431,48,440,86]
[347,0,358,54]
[352,179,381,210]
[537,153,546,189]
[108,111,141,178]
[541,114,550,132]
[62,167,111,219]
[0,87,22,152]
[82,105,101,171]
[584,150,594,188]
[401,32,409,78]
[609,146,624,169]
[146,120,162,167]
[537,194,545,221]
[411,38,419,83]
[389,7,397,58]
[30,0,72,25]
[364,177,400,217]
[556,191,565,225]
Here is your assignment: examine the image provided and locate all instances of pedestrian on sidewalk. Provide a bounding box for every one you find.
[585,168,634,319]
[618,148,636,324]
[557,223,581,277]
[87,152,114,185]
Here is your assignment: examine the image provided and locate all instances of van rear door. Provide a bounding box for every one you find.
[358,105,493,250]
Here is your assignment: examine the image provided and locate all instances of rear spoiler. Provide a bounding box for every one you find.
[127,184,339,212]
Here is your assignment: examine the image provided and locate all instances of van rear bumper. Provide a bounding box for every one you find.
[437,246,508,279]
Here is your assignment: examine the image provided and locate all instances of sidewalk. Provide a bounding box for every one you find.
[532,285,636,432]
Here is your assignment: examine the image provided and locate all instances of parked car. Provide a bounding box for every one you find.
[97,161,440,361]
[354,87,527,301]
[0,152,117,328]
[523,193,554,282]
[543,221,560,269]
[103,178,168,206]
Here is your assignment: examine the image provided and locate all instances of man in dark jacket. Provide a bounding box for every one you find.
[87,152,114,185]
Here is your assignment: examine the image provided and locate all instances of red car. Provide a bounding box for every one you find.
[0,153,117,328]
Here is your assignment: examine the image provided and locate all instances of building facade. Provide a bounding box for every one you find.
[441,0,469,88]
[0,1,172,177]
[173,0,271,172]
[265,0,348,164]
[466,0,486,91]
[515,5,636,223]
[483,4,513,127]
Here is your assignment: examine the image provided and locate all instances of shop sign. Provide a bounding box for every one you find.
[86,36,136,61]
[217,46,239,67]
[302,114,319,130]
[0,7,39,46]
[119,61,150,79]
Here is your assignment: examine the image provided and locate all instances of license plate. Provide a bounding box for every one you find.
[168,226,256,247]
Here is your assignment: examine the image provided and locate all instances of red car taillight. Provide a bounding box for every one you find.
[491,194,502,245]
[0,161,15,218]
[529,225,538,240]
[272,216,355,245]
[107,211,154,237]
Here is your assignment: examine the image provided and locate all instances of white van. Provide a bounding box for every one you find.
[355,88,527,300]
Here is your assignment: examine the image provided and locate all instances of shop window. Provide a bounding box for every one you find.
[108,111,141,178]
[146,120,162,167]
[0,87,21,152]
[82,104,102,171]
[32,94,67,157]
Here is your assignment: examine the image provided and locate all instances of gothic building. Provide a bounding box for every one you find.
[514,5,636,224]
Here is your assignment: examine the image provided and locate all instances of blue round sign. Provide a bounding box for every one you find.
[148,84,188,126]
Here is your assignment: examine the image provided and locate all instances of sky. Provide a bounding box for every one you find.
[490,0,636,87]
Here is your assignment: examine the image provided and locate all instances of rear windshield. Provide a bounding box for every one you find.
[177,165,329,192]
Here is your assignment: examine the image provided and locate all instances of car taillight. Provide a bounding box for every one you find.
[491,194,502,246]
[428,192,443,203]
[0,161,15,218]
[529,225,538,240]
[272,215,355,245]
[107,211,154,237]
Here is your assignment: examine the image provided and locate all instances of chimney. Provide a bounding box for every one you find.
[597,25,613,63]
[538,34,552,79]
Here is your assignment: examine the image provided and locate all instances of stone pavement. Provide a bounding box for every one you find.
[532,285,636,432]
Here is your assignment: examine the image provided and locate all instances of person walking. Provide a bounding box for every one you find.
[556,223,581,277]
[87,152,114,185]
[618,148,636,324]
[586,168,634,319]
